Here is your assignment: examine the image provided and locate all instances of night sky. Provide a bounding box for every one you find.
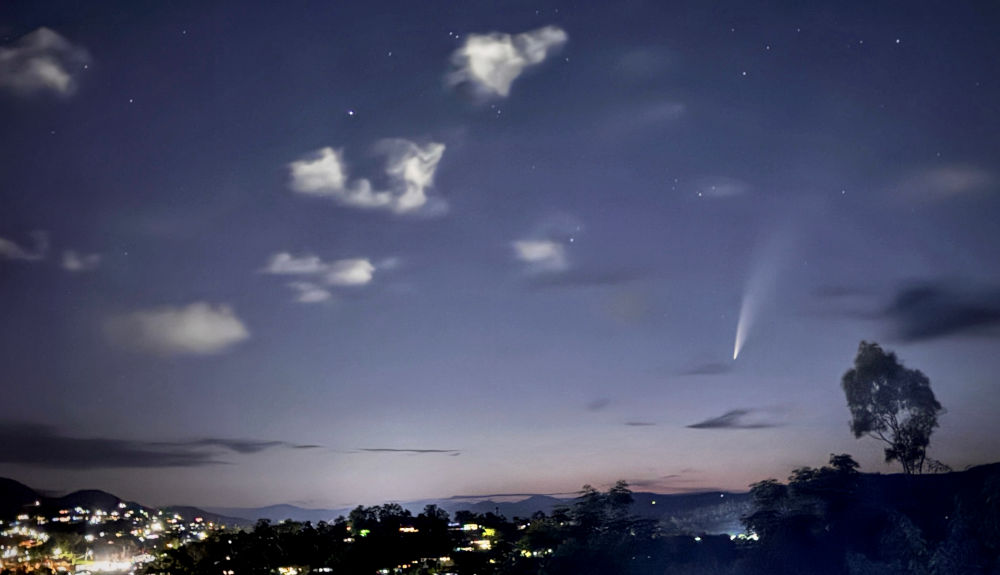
[1,1,999,509]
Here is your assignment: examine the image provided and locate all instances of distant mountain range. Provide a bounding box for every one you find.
[203,490,752,534]
[9,463,998,537]
[0,475,750,534]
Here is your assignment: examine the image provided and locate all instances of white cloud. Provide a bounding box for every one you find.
[260,253,378,301]
[378,139,448,213]
[0,231,48,261]
[326,258,375,286]
[898,165,995,201]
[449,26,567,97]
[260,253,376,285]
[512,239,568,273]
[288,140,446,215]
[288,148,353,197]
[62,250,101,272]
[0,28,90,96]
[261,252,327,275]
[288,282,332,304]
[105,303,250,356]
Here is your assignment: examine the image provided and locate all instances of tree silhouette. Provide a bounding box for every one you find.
[841,341,943,474]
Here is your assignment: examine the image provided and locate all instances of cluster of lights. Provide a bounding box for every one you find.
[0,503,228,572]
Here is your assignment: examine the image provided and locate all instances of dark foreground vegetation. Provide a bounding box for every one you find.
[141,458,1000,575]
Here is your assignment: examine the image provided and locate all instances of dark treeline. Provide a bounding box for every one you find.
[141,459,1000,575]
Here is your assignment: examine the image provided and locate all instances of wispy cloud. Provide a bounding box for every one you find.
[603,100,685,136]
[678,362,732,376]
[693,176,750,199]
[615,47,674,81]
[895,164,994,202]
[448,26,567,98]
[154,438,321,454]
[0,28,90,96]
[0,422,316,469]
[586,398,612,412]
[812,285,875,300]
[526,268,639,289]
[261,253,328,275]
[357,448,461,456]
[61,250,101,272]
[512,239,568,273]
[447,491,578,499]
[288,139,446,215]
[625,421,656,427]
[687,408,782,429]
[287,281,333,303]
[0,231,48,261]
[105,302,250,356]
[883,281,1000,342]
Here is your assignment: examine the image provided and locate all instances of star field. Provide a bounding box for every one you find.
[0,0,998,508]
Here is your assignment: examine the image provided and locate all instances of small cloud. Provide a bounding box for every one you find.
[0,28,90,97]
[261,253,377,301]
[357,448,461,455]
[586,398,612,412]
[288,140,446,215]
[883,281,1000,342]
[61,250,101,272]
[0,231,48,261]
[448,26,567,98]
[287,282,332,304]
[512,239,568,273]
[896,165,994,202]
[376,256,402,271]
[693,176,750,199]
[105,302,250,356]
[678,362,732,376]
[625,421,656,427]
[326,258,375,286]
[687,408,781,429]
[261,252,328,275]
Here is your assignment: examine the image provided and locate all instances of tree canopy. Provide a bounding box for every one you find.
[841,341,943,474]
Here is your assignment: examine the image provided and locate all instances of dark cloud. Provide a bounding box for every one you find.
[0,422,317,469]
[357,448,461,455]
[624,475,681,488]
[687,409,781,430]
[625,421,656,427]
[526,268,641,290]
[154,438,322,454]
[883,282,1000,342]
[447,491,578,499]
[678,362,732,376]
[586,398,612,411]
[812,285,875,299]
[623,471,715,490]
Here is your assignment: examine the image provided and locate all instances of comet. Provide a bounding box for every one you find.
[733,292,753,360]
[732,225,793,361]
